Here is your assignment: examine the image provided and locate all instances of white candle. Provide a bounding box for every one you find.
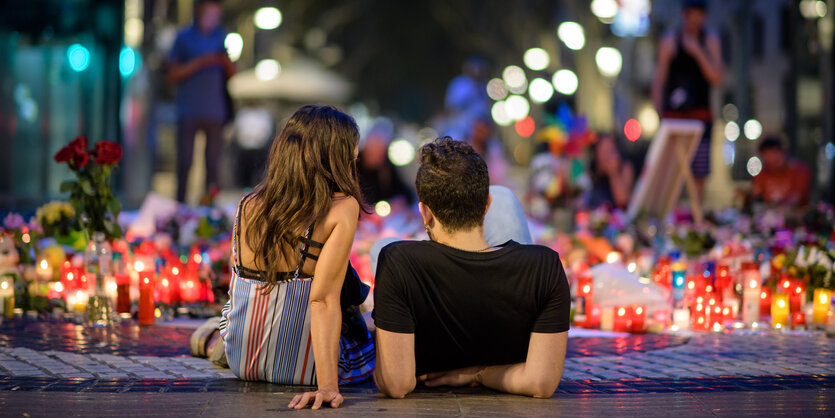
[742,277,760,324]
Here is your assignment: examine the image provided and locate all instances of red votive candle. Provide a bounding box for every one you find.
[759,287,772,317]
[631,305,647,333]
[792,312,806,329]
[138,272,155,325]
[613,306,631,332]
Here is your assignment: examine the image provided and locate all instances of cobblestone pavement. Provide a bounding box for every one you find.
[0,319,834,415]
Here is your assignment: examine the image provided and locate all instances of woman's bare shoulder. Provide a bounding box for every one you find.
[328,194,360,222]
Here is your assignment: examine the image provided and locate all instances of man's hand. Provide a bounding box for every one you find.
[287,388,344,410]
[420,366,484,388]
[681,34,704,59]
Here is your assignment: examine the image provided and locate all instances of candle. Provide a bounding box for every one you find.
[586,305,601,329]
[138,272,155,325]
[792,312,806,330]
[672,308,690,330]
[813,288,831,325]
[575,275,593,327]
[716,264,730,292]
[710,305,724,332]
[631,305,647,333]
[36,258,51,296]
[759,287,772,318]
[692,309,709,331]
[180,275,200,304]
[600,307,614,331]
[790,281,805,313]
[613,306,630,332]
[0,276,14,318]
[672,263,686,301]
[67,289,87,313]
[742,268,761,324]
[772,293,790,328]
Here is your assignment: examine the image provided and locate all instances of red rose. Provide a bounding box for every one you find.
[68,136,88,153]
[73,151,89,168]
[54,146,75,163]
[92,140,123,165]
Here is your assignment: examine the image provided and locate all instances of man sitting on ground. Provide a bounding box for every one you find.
[372,137,570,398]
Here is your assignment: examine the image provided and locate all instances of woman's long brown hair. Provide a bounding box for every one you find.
[244,105,365,289]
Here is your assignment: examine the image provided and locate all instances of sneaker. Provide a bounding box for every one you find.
[190,316,221,358]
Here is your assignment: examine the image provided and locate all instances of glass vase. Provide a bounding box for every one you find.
[84,231,113,326]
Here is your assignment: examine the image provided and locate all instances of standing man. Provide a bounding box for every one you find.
[167,0,235,203]
[651,0,723,201]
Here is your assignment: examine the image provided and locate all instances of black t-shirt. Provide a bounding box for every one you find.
[372,240,570,376]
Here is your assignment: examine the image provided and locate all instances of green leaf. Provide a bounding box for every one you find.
[108,198,121,216]
[80,180,94,195]
[59,180,76,193]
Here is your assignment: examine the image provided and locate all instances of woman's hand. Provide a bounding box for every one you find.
[287,388,343,410]
[420,366,484,388]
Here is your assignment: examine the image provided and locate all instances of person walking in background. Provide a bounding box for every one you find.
[651,0,723,202]
[166,0,235,203]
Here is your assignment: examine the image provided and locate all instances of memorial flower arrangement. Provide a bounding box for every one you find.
[54,136,123,240]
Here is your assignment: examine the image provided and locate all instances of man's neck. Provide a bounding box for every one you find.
[431,226,491,252]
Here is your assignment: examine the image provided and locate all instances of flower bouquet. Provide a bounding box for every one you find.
[54,136,123,240]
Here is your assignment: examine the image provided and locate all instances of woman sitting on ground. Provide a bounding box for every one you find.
[220,105,375,410]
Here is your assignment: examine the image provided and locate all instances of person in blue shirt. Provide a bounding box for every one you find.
[166,0,235,203]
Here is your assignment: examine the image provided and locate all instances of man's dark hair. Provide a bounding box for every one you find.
[759,136,785,153]
[415,137,489,232]
[683,0,707,10]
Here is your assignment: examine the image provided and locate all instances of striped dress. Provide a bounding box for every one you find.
[218,196,375,385]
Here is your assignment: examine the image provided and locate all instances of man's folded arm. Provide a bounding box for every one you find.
[476,331,567,398]
[374,328,416,398]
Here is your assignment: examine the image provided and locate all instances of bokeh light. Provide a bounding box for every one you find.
[826,143,835,160]
[491,101,512,126]
[591,0,619,22]
[595,47,622,77]
[486,78,508,100]
[722,103,739,121]
[528,78,554,103]
[388,139,416,166]
[118,47,138,77]
[67,44,90,72]
[124,18,144,48]
[502,65,527,90]
[225,32,244,62]
[744,119,762,140]
[254,59,280,81]
[504,95,530,121]
[514,116,536,138]
[557,22,585,50]
[523,47,550,71]
[638,106,659,137]
[624,118,642,142]
[551,69,578,95]
[725,121,740,141]
[254,7,282,30]
[747,156,763,176]
[375,201,392,217]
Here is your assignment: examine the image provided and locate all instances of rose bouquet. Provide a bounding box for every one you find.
[54,136,124,240]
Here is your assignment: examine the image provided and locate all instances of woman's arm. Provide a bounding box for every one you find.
[682,33,724,86]
[288,197,359,410]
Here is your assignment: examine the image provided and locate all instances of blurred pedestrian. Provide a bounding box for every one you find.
[442,56,490,141]
[651,0,723,202]
[587,135,634,210]
[166,0,235,203]
[357,126,415,207]
[752,136,811,208]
